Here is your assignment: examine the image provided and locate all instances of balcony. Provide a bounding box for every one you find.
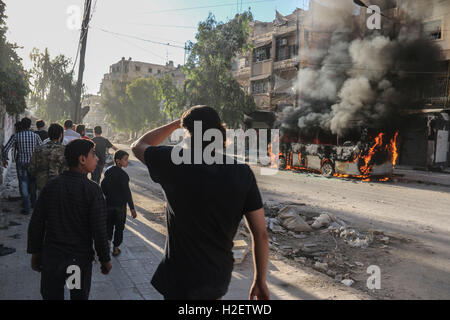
[274,58,298,71]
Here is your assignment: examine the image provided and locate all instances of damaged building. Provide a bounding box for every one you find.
[234,0,450,170]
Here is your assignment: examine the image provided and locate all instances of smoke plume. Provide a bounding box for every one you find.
[282,0,443,137]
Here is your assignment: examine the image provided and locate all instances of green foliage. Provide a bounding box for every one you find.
[183,11,256,128]
[29,48,78,122]
[101,77,163,134]
[157,74,186,120]
[0,1,29,115]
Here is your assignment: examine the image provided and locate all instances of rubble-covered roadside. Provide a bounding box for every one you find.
[236,200,414,299]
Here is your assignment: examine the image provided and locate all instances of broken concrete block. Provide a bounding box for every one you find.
[380,236,390,245]
[335,274,343,282]
[269,218,285,233]
[354,261,364,267]
[233,240,249,264]
[311,214,332,229]
[327,270,337,277]
[277,206,313,232]
[313,262,328,273]
[341,279,354,287]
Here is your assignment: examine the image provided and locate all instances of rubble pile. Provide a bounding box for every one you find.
[261,200,395,288]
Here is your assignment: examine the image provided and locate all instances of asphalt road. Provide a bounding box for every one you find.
[119,144,450,299]
[252,165,450,299]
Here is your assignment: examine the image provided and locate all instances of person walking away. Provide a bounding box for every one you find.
[101,150,137,257]
[131,105,270,300]
[27,139,112,300]
[91,126,118,184]
[76,124,90,140]
[29,124,67,194]
[35,120,48,142]
[2,118,42,215]
[62,120,81,145]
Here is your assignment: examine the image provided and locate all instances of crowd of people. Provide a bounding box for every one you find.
[1,106,269,301]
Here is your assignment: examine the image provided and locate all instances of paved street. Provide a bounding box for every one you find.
[1,144,449,300]
[252,163,450,299]
[0,148,371,300]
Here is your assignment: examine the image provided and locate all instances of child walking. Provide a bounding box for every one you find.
[101,150,137,257]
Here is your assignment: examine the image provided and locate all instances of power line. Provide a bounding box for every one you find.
[104,31,167,61]
[123,22,197,30]
[142,0,276,15]
[92,26,186,49]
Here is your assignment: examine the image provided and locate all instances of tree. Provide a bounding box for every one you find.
[183,11,256,128]
[0,0,29,115]
[29,48,79,122]
[101,77,163,136]
[157,74,186,120]
[126,77,162,130]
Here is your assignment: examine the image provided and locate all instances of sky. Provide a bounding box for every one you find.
[4,0,304,95]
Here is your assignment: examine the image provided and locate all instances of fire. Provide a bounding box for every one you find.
[390,132,399,167]
[360,133,384,176]
[269,131,400,183]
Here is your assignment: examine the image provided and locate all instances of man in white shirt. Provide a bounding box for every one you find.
[62,120,81,145]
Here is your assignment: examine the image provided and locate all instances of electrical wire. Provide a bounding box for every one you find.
[141,0,276,15]
[92,26,186,49]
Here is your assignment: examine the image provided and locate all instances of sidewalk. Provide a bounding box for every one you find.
[393,166,450,187]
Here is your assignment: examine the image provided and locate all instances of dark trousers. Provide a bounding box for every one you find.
[40,247,93,300]
[107,206,127,247]
[16,162,36,213]
[91,163,104,184]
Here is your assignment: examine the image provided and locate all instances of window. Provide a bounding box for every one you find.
[424,20,442,40]
[253,45,271,62]
[148,68,153,73]
[251,79,269,94]
[304,30,310,48]
[135,66,141,72]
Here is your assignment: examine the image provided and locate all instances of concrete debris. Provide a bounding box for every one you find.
[354,261,364,267]
[380,236,390,245]
[341,279,354,287]
[269,218,286,233]
[327,270,337,277]
[277,206,313,232]
[313,262,328,273]
[232,240,249,264]
[288,231,308,239]
[303,243,317,248]
[294,257,307,264]
[346,237,371,249]
[335,274,343,282]
[311,213,332,229]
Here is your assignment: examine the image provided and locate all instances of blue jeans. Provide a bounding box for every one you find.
[16,162,37,213]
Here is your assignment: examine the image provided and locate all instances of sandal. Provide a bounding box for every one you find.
[112,248,121,257]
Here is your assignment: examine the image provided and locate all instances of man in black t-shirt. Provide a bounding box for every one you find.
[132,105,269,300]
[91,126,118,183]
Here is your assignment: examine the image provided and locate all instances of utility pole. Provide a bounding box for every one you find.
[74,0,92,123]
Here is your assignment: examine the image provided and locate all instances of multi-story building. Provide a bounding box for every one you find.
[232,4,334,129]
[100,58,185,93]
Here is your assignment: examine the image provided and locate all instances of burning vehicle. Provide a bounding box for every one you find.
[277,128,399,180]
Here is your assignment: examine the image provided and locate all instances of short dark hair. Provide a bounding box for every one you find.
[76,124,86,136]
[64,120,73,129]
[114,150,129,163]
[36,120,45,129]
[21,117,32,130]
[181,105,226,148]
[14,121,22,133]
[48,123,64,141]
[64,139,95,168]
[94,126,102,135]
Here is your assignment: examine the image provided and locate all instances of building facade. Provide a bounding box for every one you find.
[100,58,185,93]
